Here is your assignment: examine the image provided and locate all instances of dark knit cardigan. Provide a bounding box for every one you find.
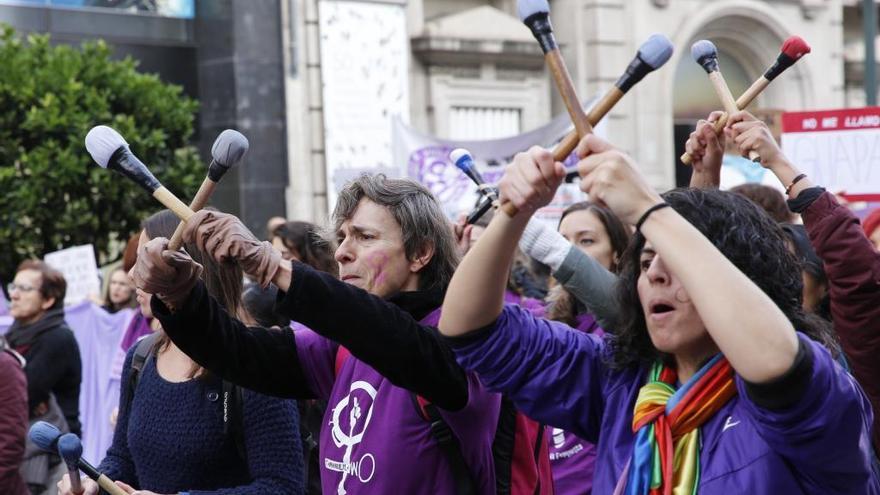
[98,346,304,494]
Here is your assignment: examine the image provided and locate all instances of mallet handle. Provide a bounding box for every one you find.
[551,86,625,162]
[168,176,217,251]
[153,186,196,222]
[546,50,593,138]
[96,474,128,495]
[709,70,760,162]
[502,50,599,217]
[736,76,770,110]
[681,73,769,165]
[68,468,84,495]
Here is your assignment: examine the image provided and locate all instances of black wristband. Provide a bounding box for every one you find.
[635,203,671,232]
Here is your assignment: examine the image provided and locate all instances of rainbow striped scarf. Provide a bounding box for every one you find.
[624,354,737,495]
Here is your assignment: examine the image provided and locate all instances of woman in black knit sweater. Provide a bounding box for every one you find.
[58,210,304,495]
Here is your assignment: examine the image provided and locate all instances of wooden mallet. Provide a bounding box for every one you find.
[681,35,811,165]
[30,422,127,495]
[507,0,592,216]
[167,129,249,250]
[557,33,674,178]
[85,126,196,221]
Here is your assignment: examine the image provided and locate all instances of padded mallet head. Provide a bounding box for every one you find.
[764,35,812,81]
[450,148,475,174]
[28,421,62,452]
[211,130,249,166]
[781,35,811,61]
[617,33,675,92]
[85,126,127,169]
[691,39,719,73]
[85,125,162,193]
[518,0,555,52]
[639,34,674,70]
[57,433,83,470]
[517,0,549,22]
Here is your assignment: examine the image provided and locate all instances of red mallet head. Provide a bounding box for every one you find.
[781,35,811,61]
[764,35,811,81]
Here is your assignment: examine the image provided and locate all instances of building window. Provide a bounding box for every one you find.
[449,106,521,140]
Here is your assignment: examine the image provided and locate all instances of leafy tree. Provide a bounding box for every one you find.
[0,25,202,284]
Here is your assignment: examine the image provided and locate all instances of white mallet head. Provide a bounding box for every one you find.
[85,125,128,168]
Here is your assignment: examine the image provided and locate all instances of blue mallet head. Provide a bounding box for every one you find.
[450,148,475,174]
[639,34,674,70]
[691,39,719,73]
[57,433,83,470]
[29,421,62,452]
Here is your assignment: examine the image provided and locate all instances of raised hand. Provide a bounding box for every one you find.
[725,111,784,168]
[57,474,99,495]
[497,146,566,215]
[686,111,726,184]
[129,237,203,309]
[575,134,663,226]
[182,210,281,288]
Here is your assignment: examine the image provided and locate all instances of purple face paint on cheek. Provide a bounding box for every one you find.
[364,252,391,291]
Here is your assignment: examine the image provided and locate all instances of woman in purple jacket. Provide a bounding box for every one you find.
[438,135,880,494]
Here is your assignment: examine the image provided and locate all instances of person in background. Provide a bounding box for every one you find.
[0,335,28,495]
[729,183,795,223]
[270,221,338,276]
[102,267,136,314]
[59,209,304,495]
[862,208,880,252]
[537,201,629,495]
[6,261,81,437]
[6,260,81,494]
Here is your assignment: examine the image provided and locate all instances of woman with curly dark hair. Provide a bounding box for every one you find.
[438,136,879,494]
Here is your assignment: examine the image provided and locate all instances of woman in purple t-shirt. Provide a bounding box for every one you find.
[439,135,879,494]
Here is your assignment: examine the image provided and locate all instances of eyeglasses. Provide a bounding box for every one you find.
[7,283,37,294]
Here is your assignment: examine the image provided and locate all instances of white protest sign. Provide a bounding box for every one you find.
[44,244,101,306]
[781,107,880,201]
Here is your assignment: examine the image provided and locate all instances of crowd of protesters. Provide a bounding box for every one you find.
[2,107,880,494]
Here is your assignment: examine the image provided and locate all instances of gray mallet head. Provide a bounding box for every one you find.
[517,0,549,22]
[208,130,249,182]
[85,125,127,169]
[615,33,675,93]
[691,39,719,73]
[639,34,674,70]
[57,433,83,470]
[28,421,62,452]
[517,0,555,53]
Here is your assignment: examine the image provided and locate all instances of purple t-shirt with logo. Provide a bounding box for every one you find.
[293,322,500,494]
[548,313,604,495]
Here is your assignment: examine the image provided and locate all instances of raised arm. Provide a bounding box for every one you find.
[131,239,315,399]
[439,146,566,337]
[273,260,469,410]
[685,111,726,189]
[178,212,470,410]
[577,134,798,384]
[728,110,880,449]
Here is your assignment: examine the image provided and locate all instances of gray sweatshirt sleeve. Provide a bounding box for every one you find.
[553,247,619,330]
